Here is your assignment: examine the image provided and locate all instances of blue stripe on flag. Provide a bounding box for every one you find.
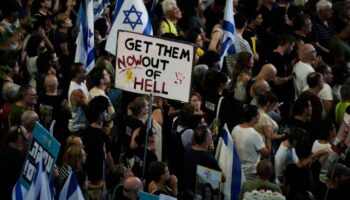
[81,0,88,51]
[223,20,234,34]
[232,143,242,200]
[67,173,78,198]
[143,19,153,35]
[15,183,24,200]
[112,0,124,23]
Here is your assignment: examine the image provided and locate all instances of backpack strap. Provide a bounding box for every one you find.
[215,96,224,120]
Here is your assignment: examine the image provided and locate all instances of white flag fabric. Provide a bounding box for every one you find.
[215,124,244,200]
[105,0,153,55]
[93,0,110,20]
[219,0,240,70]
[59,170,85,200]
[75,0,95,72]
[12,155,52,200]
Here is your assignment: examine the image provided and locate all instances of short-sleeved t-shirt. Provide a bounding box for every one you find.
[83,126,111,183]
[231,125,265,179]
[124,116,143,158]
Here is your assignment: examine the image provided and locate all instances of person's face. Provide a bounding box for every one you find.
[62,17,73,28]
[190,95,202,111]
[41,0,52,8]
[255,14,263,26]
[172,5,182,19]
[25,88,38,105]
[323,66,333,84]
[286,42,295,54]
[248,56,254,68]
[81,149,87,164]
[320,6,333,20]
[198,0,206,12]
[204,186,213,199]
[161,166,170,181]
[102,69,111,85]
[196,35,204,48]
[78,66,87,81]
[302,18,312,34]
[14,62,20,75]
[142,100,149,115]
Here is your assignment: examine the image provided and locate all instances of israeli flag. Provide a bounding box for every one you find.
[93,0,110,20]
[59,171,84,200]
[219,0,240,70]
[105,0,153,55]
[12,155,52,200]
[75,0,95,73]
[215,124,244,200]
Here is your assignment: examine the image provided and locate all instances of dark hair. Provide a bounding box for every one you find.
[293,97,311,116]
[148,161,167,182]
[293,13,311,31]
[193,125,209,145]
[256,160,273,178]
[317,119,333,140]
[201,183,214,200]
[341,84,350,100]
[177,104,195,127]
[6,126,22,143]
[242,105,259,123]
[134,125,155,146]
[70,63,84,78]
[295,135,312,159]
[315,62,330,76]
[197,50,220,69]
[203,70,228,93]
[89,66,106,87]
[128,96,148,117]
[95,18,108,38]
[247,10,261,23]
[87,96,109,122]
[187,32,201,44]
[26,33,43,57]
[277,34,296,46]
[36,50,55,74]
[307,72,322,88]
[17,85,35,101]
[287,5,303,20]
[232,52,252,84]
[234,13,247,29]
[257,91,278,107]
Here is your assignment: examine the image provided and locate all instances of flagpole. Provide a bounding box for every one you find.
[142,93,154,180]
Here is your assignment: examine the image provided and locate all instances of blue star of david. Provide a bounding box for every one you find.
[88,29,93,47]
[123,5,143,30]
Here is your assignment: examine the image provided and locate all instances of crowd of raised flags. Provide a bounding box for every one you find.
[11,0,243,199]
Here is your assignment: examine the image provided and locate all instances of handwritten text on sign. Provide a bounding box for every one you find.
[115,31,194,102]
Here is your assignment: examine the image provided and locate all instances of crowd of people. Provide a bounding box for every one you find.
[0,0,350,199]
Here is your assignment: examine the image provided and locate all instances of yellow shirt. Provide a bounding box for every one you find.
[161,19,178,36]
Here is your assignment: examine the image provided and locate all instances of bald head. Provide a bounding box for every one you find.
[21,110,38,132]
[257,160,273,179]
[298,43,316,61]
[44,74,58,94]
[252,80,270,97]
[123,177,143,200]
[260,64,277,81]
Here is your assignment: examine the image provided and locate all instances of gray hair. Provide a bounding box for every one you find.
[162,0,177,15]
[316,0,332,13]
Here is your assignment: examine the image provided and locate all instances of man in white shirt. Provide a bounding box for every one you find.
[293,43,318,98]
[231,106,271,180]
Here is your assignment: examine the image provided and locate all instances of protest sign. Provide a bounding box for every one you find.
[115,30,194,102]
[18,123,60,190]
[196,165,222,200]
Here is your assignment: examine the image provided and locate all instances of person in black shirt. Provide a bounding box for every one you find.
[0,126,26,200]
[183,125,222,193]
[83,96,115,199]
